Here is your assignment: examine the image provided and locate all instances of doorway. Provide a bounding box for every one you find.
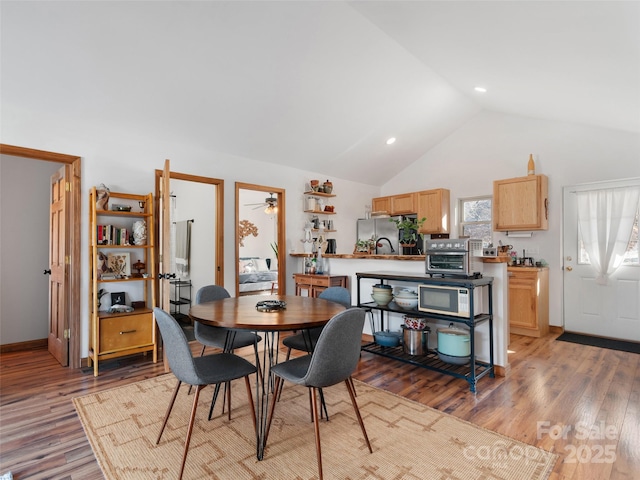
[235,183,286,297]
[562,178,640,341]
[154,169,224,312]
[0,144,82,367]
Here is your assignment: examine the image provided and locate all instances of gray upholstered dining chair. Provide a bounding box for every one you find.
[265,308,372,480]
[153,307,257,480]
[282,286,351,358]
[194,285,262,419]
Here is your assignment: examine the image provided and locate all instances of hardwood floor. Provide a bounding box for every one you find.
[1,333,638,479]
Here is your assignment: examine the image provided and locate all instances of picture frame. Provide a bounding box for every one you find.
[106,252,131,277]
[111,292,126,306]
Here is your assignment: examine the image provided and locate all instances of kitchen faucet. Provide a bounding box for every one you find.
[376,237,395,253]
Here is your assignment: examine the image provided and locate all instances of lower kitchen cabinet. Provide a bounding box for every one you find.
[508,267,549,337]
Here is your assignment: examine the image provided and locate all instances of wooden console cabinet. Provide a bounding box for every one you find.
[293,274,348,297]
[508,267,549,337]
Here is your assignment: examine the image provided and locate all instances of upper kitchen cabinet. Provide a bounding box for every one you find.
[390,192,417,215]
[493,174,549,231]
[417,189,450,234]
[371,196,390,214]
[372,193,416,215]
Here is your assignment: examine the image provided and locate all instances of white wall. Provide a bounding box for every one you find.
[3,109,639,354]
[381,110,640,327]
[0,112,380,355]
[0,154,61,343]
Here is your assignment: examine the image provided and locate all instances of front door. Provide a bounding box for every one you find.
[48,165,69,365]
[563,179,640,341]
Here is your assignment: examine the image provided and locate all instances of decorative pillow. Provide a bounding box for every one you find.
[239,259,256,273]
[254,258,269,272]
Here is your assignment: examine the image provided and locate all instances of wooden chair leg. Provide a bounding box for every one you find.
[178,384,202,480]
[156,380,182,444]
[311,387,324,480]
[244,376,257,436]
[344,377,372,453]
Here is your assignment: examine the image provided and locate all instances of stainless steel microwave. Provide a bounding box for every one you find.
[417,284,482,318]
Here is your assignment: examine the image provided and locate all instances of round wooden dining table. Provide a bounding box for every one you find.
[189,294,346,460]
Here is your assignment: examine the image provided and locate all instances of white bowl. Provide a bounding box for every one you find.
[394,296,418,310]
[394,290,418,299]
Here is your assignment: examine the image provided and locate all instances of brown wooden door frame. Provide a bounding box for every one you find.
[0,144,82,368]
[154,167,225,291]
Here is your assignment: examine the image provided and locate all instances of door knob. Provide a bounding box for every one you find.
[43,269,51,275]
[565,266,573,271]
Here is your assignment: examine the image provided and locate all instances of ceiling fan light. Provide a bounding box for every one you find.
[264,205,277,215]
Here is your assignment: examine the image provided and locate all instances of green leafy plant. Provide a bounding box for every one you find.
[270,242,278,258]
[390,217,426,245]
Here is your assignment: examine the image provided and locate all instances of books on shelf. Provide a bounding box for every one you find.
[97,225,130,246]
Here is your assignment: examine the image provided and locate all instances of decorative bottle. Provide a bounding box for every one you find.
[527,154,535,175]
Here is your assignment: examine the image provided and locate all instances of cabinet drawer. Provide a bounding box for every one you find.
[100,313,153,352]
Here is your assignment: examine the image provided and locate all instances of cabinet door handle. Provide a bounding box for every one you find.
[119,329,137,335]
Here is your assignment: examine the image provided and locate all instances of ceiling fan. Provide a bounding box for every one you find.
[245,193,278,214]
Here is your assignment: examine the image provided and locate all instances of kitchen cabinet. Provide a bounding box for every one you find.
[508,267,549,337]
[416,188,450,234]
[88,188,157,376]
[371,189,450,234]
[372,193,416,215]
[356,271,494,392]
[493,174,548,231]
[390,193,416,215]
[372,196,391,214]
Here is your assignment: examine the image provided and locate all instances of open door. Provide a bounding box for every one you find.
[158,159,172,312]
[48,165,69,365]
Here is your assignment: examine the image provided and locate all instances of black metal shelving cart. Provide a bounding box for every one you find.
[170,279,192,323]
[356,271,494,392]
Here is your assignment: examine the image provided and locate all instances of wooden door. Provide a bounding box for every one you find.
[48,165,69,366]
[159,159,171,312]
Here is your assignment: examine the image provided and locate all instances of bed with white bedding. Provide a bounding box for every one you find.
[238,257,278,295]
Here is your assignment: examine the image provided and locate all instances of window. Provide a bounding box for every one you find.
[459,196,492,246]
[579,209,639,265]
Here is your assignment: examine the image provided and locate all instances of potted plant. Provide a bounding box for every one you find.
[390,217,426,246]
[354,237,376,254]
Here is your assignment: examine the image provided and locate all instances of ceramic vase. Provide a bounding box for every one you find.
[133,220,147,245]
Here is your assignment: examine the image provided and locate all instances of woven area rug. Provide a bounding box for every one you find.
[73,375,557,480]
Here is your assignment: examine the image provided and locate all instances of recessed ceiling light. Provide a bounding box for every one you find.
[386,137,396,145]
[474,86,487,93]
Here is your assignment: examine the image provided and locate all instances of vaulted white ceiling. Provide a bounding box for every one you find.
[2,1,638,185]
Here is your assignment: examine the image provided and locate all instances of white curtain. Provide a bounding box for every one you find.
[577,186,640,285]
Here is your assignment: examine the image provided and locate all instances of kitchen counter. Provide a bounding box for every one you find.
[290,253,424,261]
[286,254,509,374]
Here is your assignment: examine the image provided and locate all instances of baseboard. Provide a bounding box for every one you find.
[549,325,564,334]
[0,338,47,353]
